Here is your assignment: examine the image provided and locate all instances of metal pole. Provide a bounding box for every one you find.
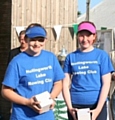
[86,0,90,21]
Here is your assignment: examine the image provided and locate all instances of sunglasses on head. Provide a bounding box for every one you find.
[30,37,45,42]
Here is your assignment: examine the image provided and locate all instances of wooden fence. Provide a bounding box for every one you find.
[11,0,78,55]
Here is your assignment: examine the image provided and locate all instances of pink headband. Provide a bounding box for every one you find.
[78,22,96,34]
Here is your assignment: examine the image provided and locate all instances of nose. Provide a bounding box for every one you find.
[20,39,25,43]
[34,40,39,44]
[83,35,87,41]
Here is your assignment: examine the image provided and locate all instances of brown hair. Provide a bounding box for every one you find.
[19,30,26,39]
[26,23,47,34]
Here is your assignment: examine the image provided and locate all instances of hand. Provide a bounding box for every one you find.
[112,72,115,80]
[90,108,100,120]
[68,108,78,120]
[26,97,42,113]
[50,99,56,109]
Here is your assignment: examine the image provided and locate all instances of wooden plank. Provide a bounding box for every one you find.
[36,0,42,23]
[31,0,37,22]
[63,0,69,53]
[21,0,25,25]
[12,0,18,48]
[26,0,32,24]
[18,0,22,25]
[50,0,56,54]
[55,0,59,25]
[45,0,52,51]
[41,0,46,26]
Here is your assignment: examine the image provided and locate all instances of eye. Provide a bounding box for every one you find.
[37,38,45,42]
[29,38,36,41]
[78,34,83,37]
[30,38,45,42]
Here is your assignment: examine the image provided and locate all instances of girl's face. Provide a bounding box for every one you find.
[27,37,46,56]
[77,30,96,50]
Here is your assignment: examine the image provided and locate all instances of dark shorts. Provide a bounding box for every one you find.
[67,102,107,120]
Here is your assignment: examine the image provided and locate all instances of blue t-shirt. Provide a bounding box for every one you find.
[2,50,65,120]
[63,48,114,105]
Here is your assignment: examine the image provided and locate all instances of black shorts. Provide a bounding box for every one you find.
[67,102,107,120]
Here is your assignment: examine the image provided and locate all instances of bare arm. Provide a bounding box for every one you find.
[62,73,72,109]
[96,73,111,111]
[50,80,62,99]
[1,85,42,113]
[91,73,111,120]
[62,73,77,120]
[1,85,29,105]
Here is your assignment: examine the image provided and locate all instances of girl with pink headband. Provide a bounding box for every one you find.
[62,21,114,120]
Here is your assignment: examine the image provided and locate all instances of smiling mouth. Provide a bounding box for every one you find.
[82,43,88,45]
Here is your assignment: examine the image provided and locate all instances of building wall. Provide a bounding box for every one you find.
[0,0,11,120]
[11,0,78,55]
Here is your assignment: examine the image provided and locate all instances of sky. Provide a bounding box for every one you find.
[78,0,103,14]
